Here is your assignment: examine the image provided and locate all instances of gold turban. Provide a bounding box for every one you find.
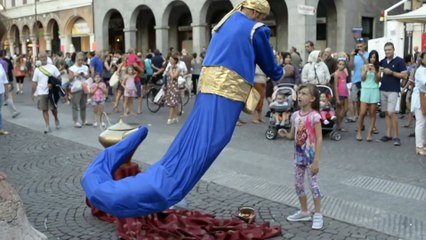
[242,0,270,15]
[212,0,270,34]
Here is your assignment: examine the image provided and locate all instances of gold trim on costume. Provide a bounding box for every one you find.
[198,66,251,103]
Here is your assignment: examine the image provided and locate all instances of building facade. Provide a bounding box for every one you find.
[0,0,402,58]
[0,0,93,58]
[93,0,401,56]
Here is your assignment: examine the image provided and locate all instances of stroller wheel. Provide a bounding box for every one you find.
[332,132,342,141]
[265,128,277,140]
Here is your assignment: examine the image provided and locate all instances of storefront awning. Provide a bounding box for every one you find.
[387,4,426,23]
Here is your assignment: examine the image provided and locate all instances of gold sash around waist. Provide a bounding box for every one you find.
[198,66,251,102]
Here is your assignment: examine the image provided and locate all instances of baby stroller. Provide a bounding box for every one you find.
[265,83,297,140]
[317,85,341,141]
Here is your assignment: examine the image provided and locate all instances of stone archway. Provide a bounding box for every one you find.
[203,0,233,46]
[46,19,60,54]
[0,14,6,48]
[64,16,92,52]
[9,24,20,55]
[107,11,125,53]
[22,25,31,56]
[163,1,192,53]
[268,0,288,52]
[130,5,156,53]
[32,20,45,56]
[317,0,337,50]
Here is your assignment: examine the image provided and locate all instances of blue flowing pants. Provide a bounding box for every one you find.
[82,93,244,217]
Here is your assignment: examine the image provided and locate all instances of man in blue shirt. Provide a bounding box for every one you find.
[349,38,369,122]
[379,42,407,146]
[89,51,103,77]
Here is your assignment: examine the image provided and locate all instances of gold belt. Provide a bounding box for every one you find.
[198,66,251,102]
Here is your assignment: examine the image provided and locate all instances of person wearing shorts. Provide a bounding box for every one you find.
[32,52,61,134]
[378,42,407,146]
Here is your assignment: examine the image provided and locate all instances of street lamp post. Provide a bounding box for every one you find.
[34,0,38,60]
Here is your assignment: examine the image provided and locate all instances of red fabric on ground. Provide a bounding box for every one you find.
[115,209,282,240]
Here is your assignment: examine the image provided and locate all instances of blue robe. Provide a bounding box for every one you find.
[82,11,283,218]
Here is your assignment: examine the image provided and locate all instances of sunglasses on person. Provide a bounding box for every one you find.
[356,38,364,43]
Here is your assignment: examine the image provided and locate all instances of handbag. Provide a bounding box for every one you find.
[420,91,426,114]
[243,87,260,114]
[109,71,119,87]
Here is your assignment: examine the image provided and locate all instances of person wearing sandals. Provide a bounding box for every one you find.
[357,51,381,142]
[0,64,9,135]
[252,65,267,123]
[31,52,62,134]
[412,51,426,155]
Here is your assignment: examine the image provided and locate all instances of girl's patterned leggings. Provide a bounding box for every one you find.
[294,164,321,199]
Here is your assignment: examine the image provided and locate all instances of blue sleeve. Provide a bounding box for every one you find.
[252,27,283,81]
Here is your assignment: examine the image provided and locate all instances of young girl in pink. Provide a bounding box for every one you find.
[90,74,107,128]
[334,59,349,132]
[122,66,137,117]
[279,83,323,230]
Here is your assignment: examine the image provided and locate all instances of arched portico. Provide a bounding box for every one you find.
[21,25,30,56]
[46,19,61,54]
[268,0,288,52]
[155,1,192,54]
[105,10,125,53]
[317,0,337,50]
[64,16,93,53]
[130,5,156,53]
[201,0,233,51]
[31,20,45,57]
[8,24,20,55]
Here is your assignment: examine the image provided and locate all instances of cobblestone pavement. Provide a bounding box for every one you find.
[0,123,401,240]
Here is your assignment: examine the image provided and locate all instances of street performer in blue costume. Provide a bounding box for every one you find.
[82,0,283,218]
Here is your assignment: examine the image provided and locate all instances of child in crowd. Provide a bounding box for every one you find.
[269,91,293,126]
[90,74,107,128]
[334,58,349,132]
[319,92,335,121]
[278,83,324,230]
[122,66,137,117]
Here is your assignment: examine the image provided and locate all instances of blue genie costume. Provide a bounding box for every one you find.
[82,0,283,218]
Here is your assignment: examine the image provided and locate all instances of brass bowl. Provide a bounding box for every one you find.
[236,207,256,223]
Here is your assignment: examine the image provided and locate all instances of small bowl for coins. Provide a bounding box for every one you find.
[236,207,256,223]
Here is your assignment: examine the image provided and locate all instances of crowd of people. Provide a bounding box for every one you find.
[0,47,206,134]
[246,38,425,156]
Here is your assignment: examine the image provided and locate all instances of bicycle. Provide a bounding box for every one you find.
[146,76,190,113]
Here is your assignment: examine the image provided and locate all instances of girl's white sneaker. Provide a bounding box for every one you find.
[286,211,311,222]
[312,213,324,230]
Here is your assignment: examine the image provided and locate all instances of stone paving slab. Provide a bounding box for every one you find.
[0,122,402,240]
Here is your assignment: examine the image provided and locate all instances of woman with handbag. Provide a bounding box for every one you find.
[301,50,330,85]
[412,51,426,155]
[68,52,90,128]
[164,54,181,125]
